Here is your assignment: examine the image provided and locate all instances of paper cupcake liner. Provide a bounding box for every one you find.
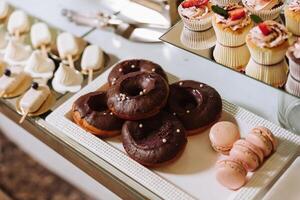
[285,74,300,97]
[246,38,288,65]
[245,58,288,87]
[212,16,253,47]
[288,56,300,81]
[212,0,241,6]
[284,8,300,36]
[213,42,250,71]
[180,27,216,50]
[242,0,285,20]
[178,5,213,31]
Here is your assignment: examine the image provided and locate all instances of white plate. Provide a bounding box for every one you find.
[46,67,300,200]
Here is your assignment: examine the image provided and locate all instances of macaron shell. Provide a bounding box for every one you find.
[253,126,278,152]
[216,160,247,190]
[234,139,264,164]
[212,143,230,155]
[230,144,260,172]
[209,121,240,154]
[246,131,273,158]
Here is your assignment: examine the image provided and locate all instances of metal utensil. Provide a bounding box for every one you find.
[62,9,167,43]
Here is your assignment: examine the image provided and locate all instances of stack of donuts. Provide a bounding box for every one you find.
[72,59,223,167]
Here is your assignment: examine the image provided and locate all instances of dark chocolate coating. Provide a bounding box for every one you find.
[73,91,124,131]
[107,72,169,120]
[122,111,187,166]
[108,59,168,86]
[167,80,222,132]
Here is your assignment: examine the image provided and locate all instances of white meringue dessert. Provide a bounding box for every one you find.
[24,50,55,80]
[52,63,83,93]
[4,40,32,66]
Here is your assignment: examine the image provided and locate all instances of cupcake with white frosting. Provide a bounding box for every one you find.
[243,0,285,20]
[246,20,290,65]
[285,0,300,36]
[212,4,253,46]
[245,20,290,87]
[178,0,213,31]
[24,50,55,81]
[213,0,241,6]
[212,4,252,70]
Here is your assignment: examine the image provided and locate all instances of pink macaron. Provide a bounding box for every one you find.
[245,126,275,158]
[252,126,278,152]
[215,158,247,190]
[209,121,240,155]
[234,139,264,164]
[230,140,260,172]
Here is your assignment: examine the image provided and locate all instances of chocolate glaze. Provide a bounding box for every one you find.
[73,91,123,131]
[108,59,168,86]
[122,111,187,166]
[107,72,169,120]
[167,80,222,132]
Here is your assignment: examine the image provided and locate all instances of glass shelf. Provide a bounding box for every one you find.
[160,21,300,135]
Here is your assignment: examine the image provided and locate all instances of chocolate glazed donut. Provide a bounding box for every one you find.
[167,81,222,135]
[72,91,124,138]
[107,71,169,120]
[108,59,168,86]
[122,111,187,167]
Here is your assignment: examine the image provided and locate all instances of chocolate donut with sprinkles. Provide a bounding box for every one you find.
[72,91,124,138]
[122,111,187,167]
[108,59,168,86]
[167,80,222,135]
[107,71,169,120]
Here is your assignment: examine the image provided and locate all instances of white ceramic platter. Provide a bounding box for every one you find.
[46,66,300,200]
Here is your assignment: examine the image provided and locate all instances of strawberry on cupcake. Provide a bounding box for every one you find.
[178,0,213,31]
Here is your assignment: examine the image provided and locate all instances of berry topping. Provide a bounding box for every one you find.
[32,82,39,90]
[4,69,11,77]
[229,8,246,21]
[258,23,272,36]
[182,0,209,8]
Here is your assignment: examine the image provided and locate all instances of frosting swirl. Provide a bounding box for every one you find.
[248,20,289,48]
[215,4,251,31]
[180,3,211,19]
[245,0,281,10]
[289,0,300,12]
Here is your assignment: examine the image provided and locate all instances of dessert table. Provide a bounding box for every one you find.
[0,0,299,199]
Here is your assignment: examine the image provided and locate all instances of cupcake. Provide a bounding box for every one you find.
[178,0,213,31]
[246,20,290,65]
[242,0,285,20]
[212,4,252,70]
[287,38,300,80]
[285,0,300,36]
[212,4,253,46]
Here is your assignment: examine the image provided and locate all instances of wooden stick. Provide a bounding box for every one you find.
[19,111,28,124]
[67,54,75,69]
[15,30,20,40]
[41,45,48,57]
[88,69,93,84]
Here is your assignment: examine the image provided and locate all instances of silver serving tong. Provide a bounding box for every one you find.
[62,9,168,43]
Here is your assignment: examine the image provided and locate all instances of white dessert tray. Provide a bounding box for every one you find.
[46,67,300,200]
